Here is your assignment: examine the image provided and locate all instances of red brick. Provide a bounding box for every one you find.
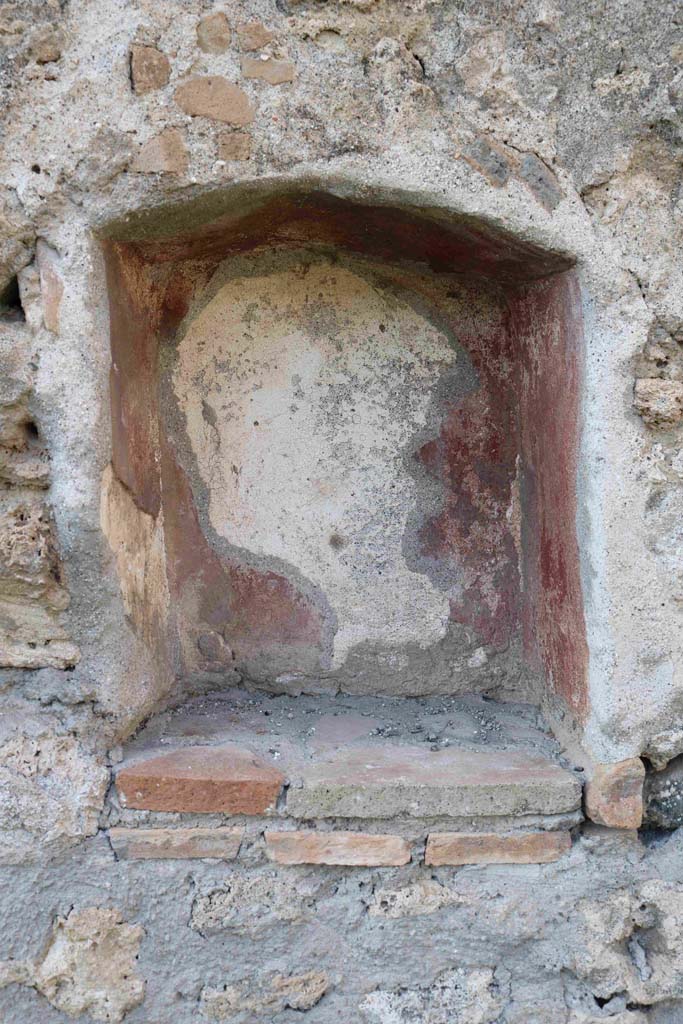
[175,76,255,125]
[425,830,571,866]
[265,830,410,866]
[131,128,188,175]
[241,56,295,85]
[109,826,243,860]
[236,21,274,51]
[130,45,170,94]
[585,759,645,829]
[197,12,231,54]
[217,131,252,162]
[116,745,284,813]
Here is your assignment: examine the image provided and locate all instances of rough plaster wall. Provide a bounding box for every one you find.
[0,0,682,1021]
[0,831,682,1023]
[175,258,471,671]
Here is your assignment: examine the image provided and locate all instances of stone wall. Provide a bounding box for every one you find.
[0,0,682,1021]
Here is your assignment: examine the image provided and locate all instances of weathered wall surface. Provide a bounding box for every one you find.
[173,257,461,679]
[0,0,682,1021]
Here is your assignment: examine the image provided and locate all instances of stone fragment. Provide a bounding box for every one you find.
[218,131,252,161]
[459,134,516,186]
[0,960,31,987]
[32,908,145,1023]
[265,829,410,866]
[197,12,231,53]
[644,753,683,827]
[29,26,63,64]
[35,239,63,333]
[0,497,80,669]
[131,128,188,175]
[191,872,326,935]
[573,880,683,1005]
[360,967,505,1024]
[0,191,33,294]
[369,878,464,917]
[0,445,48,488]
[425,830,571,866]
[130,44,170,94]
[634,378,683,427]
[242,56,295,85]
[0,327,49,488]
[517,153,563,210]
[286,745,581,820]
[109,826,243,860]
[585,759,645,829]
[236,20,274,51]
[0,910,144,1022]
[635,323,683,381]
[312,29,348,53]
[175,76,255,125]
[0,725,109,864]
[201,970,330,1019]
[116,744,284,813]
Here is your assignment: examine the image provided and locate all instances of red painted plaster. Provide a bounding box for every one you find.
[102,190,587,718]
[509,272,588,718]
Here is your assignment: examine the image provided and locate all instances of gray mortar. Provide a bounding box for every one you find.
[0,830,681,1022]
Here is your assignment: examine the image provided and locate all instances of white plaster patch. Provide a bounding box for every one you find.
[174,260,460,668]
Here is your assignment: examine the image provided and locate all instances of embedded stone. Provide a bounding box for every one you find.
[265,830,410,866]
[130,45,170,94]
[31,908,145,1022]
[633,378,683,427]
[36,240,63,333]
[369,879,463,917]
[236,21,274,51]
[175,76,255,125]
[286,745,581,820]
[425,830,572,866]
[116,745,284,813]
[29,26,63,64]
[361,967,504,1023]
[458,134,515,186]
[218,131,252,161]
[197,12,231,54]
[201,970,330,1018]
[0,498,80,670]
[131,129,188,175]
[517,153,563,210]
[585,759,645,829]
[242,56,295,86]
[109,826,243,860]
[644,753,683,828]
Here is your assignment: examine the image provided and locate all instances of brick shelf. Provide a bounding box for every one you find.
[117,744,284,814]
[113,690,583,863]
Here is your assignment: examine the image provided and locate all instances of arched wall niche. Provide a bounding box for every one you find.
[99,182,587,727]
